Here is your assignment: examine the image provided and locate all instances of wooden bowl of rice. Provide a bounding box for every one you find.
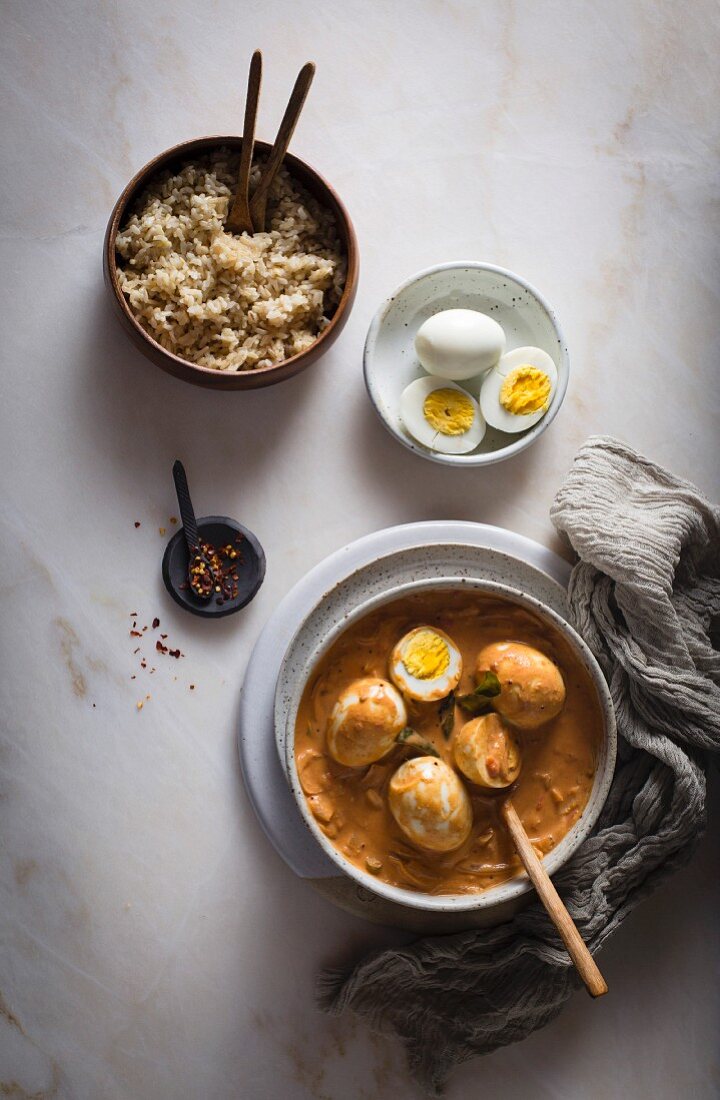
[104,136,358,389]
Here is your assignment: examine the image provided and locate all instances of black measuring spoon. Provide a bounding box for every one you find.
[162,460,266,619]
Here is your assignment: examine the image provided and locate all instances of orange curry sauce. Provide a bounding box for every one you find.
[294,591,603,895]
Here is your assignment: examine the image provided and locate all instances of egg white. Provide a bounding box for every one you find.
[400,376,486,455]
[389,626,463,702]
[479,346,558,434]
[415,308,506,380]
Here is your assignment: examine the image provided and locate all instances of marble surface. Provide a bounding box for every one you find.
[2,1,719,1097]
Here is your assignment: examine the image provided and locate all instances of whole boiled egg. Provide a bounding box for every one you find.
[453,713,522,789]
[400,376,486,454]
[389,626,462,702]
[476,642,565,730]
[388,756,472,852]
[415,309,506,380]
[327,677,407,766]
[479,346,558,433]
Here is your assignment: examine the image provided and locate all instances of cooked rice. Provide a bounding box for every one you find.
[115,149,346,371]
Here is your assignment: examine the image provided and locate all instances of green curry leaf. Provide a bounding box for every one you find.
[438,691,456,740]
[395,728,440,758]
[456,670,501,716]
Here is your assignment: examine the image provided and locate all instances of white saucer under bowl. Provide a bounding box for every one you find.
[364,262,569,467]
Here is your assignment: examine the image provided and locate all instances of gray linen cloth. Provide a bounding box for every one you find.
[318,436,720,1094]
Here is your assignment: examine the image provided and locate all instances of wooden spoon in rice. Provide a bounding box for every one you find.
[226,50,263,236]
[249,60,316,233]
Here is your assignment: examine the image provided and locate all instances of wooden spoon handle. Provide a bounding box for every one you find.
[226,50,263,234]
[249,60,315,231]
[501,800,608,998]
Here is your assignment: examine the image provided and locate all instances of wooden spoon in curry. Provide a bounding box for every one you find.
[454,713,608,998]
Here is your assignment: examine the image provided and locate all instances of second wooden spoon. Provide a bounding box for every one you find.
[226,49,263,235]
[249,60,315,232]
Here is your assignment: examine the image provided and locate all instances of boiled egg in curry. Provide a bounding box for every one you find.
[453,713,522,789]
[479,346,557,433]
[476,641,566,729]
[400,376,486,454]
[388,756,472,852]
[389,626,462,701]
[326,677,407,766]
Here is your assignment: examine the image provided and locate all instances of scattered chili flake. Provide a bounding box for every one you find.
[131,675,136,680]
[156,640,168,654]
[134,522,141,529]
[168,647,183,659]
[141,660,147,669]
[133,647,140,655]
[129,611,138,617]
[190,684,195,691]
[152,617,160,629]
[142,625,148,632]
[92,703,96,708]
[130,630,142,638]
[160,634,168,640]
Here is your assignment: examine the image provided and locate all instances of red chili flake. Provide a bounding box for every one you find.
[168,648,183,659]
[160,634,168,640]
[131,675,136,680]
[190,684,195,690]
[156,640,168,654]
[142,625,148,632]
[92,703,96,708]
[133,647,140,655]
[152,618,160,629]
[129,611,138,617]
[130,630,142,638]
[134,522,141,529]
[141,660,147,669]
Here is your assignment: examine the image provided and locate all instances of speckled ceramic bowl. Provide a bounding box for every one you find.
[364,262,569,466]
[275,576,616,915]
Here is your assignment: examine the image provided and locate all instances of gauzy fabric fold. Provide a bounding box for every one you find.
[317,436,720,1095]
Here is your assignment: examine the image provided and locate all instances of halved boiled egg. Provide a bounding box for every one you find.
[389,626,462,702]
[327,677,407,766]
[479,346,558,433]
[415,309,506,380]
[388,756,472,852]
[400,376,486,454]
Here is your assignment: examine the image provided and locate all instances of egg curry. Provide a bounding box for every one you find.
[294,590,603,895]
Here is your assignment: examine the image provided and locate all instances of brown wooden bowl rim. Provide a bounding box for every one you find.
[105,135,358,381]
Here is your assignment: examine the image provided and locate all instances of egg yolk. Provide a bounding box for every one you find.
[423,389,475,436]
[402,630,450,679]
[499,366,551,416]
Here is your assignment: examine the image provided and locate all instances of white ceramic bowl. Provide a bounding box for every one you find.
[364,262,569,466]
[276,576,616,915]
